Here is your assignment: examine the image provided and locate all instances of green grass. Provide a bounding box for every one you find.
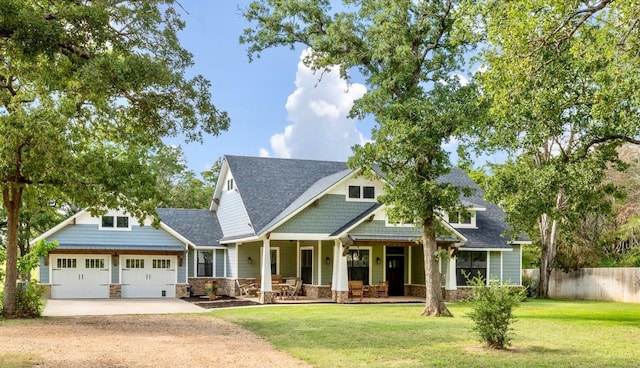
[0,353,41,368]
[209,299,640,368]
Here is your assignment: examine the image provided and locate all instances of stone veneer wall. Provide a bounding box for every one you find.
[109,284,121,299]
[406,284,475,302]
[302,284,332,299]
[175,284,190,298]
[443,287,474,301]
[188,278,235,297]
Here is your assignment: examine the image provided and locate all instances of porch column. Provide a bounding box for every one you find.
[331,241,338,301]
[445,248,457,291]
[259,238,275,304]
[334,239,349,303]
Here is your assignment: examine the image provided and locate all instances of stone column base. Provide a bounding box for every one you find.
[335,290,349,304]
[259,291,275,304]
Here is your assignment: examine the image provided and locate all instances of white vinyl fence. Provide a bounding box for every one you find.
[523,268,640,303]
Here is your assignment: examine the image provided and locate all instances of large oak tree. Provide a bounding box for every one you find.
[471,0,640,297]
[241,0,481,316]
[0,0,229,317]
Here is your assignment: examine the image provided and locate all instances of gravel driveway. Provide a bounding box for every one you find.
[0,314,311,368]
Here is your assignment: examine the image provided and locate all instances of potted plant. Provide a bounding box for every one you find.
[204,281,218,300]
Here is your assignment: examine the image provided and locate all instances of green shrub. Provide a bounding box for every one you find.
[10,280,46,318]
[522,273,539,297]
[467,275,526,349]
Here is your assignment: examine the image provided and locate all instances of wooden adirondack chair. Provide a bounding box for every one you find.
[348,280,364,302]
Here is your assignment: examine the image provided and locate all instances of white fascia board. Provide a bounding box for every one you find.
[437,215,468,243]
[159,223,194,249]
[268,233,331,241]
[30,209,89,245]
[209,157,231,212]
[468,206,487,212]
[219,235,261,245]
[259,168,361,235]
[510,240,532,245]
[193,245,227,250]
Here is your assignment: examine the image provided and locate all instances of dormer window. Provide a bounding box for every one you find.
[100,215,131,230]
[450,211,472,225]
[446,210,477,228]
[348,185,376,200]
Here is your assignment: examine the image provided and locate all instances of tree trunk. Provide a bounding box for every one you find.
[538,188,564,298]
[3,185,24,318]
[421,217,452,317]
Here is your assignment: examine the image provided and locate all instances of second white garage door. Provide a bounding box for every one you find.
[121,255,177,298]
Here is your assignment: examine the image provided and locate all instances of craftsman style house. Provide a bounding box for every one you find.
[35,155,526,302]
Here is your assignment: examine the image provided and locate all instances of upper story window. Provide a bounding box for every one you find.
[446,210,476,228]
[226,178,234,191]
[100,215,131,231]
[347,185,376,201]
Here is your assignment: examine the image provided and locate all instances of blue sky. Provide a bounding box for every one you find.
[167,0,372,174]
[170,1,499,174]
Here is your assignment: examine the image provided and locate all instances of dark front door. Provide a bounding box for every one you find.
[386,255,405,296]
[301,249,313,284]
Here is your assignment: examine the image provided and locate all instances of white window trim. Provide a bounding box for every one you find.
[345,184,377,202]
[195,249,215,278]
[444,211,477,229]
[99,215,132,231]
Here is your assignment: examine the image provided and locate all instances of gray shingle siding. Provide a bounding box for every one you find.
[489,251,501,281]
[47,224,183,249]
[503,244,522,285]
[350,220,423,238]
[274,194,377,234]
[216,189,254,238]
[178,255,186,283]
[39,257,49,283]
[188,249,195,278]
[215,249,225,277]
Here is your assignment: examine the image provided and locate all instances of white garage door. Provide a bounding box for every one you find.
[121,255,177,298]
[51,255,110,299]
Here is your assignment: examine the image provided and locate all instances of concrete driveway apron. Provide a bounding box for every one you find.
[43,298,208,317]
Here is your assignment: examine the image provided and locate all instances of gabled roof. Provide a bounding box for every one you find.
[438,168,528,249]
[156,208,222,247]
[224,155,351,235]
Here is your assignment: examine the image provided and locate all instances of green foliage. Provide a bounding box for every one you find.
[150,146,218,209]
[521,273,539,298]
[0,280,45,319]
[17,240,57,280]
[467,274,525,349]
[521,243,541,269]
[0,0,229,317]
[470,0,640,297]
[241,0,484,317]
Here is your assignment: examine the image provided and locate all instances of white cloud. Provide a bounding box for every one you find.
[261,49,368,161]
[258,148,270,158]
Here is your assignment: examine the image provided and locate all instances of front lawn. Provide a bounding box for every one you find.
[210,299,640,368]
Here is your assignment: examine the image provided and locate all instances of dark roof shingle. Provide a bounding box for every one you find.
[156,208,222,246]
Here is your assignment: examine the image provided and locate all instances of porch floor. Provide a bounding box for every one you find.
[238,295,425,305]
